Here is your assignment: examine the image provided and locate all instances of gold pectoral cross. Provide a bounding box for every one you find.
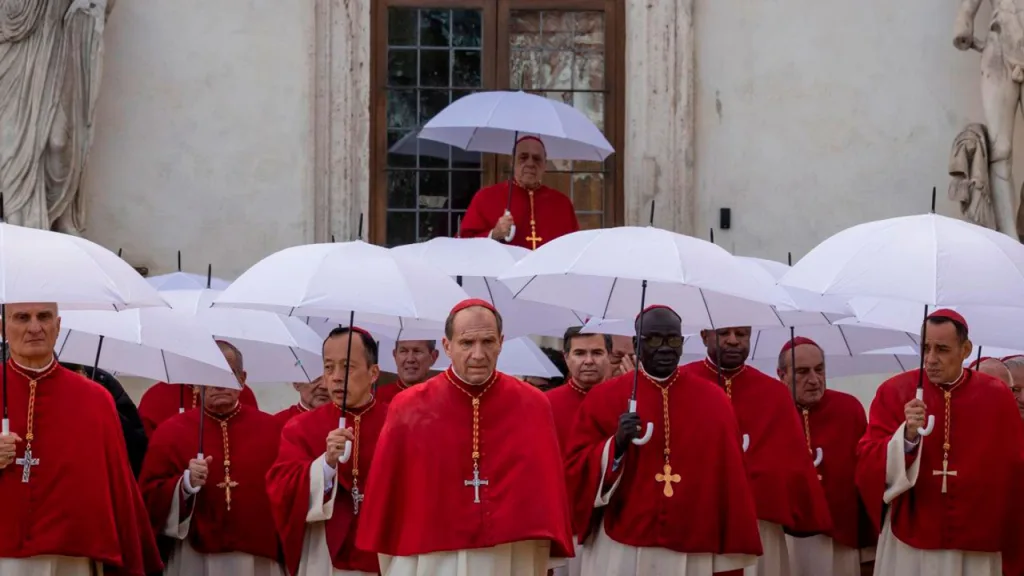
[525,229,542,250]
[932,459,957,494]
[655,463,681,497]
[218,474,239,510]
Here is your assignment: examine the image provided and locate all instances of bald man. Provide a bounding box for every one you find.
[1003,356,1024,420]
[973,357,1013,386]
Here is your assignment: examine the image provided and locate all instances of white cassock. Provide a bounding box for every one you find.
[580,439,758,576]
[162,475,285,576]
[870,424,1000,576]
[787,534,874,576]
[0,557,101,575]
[293,454,376,576]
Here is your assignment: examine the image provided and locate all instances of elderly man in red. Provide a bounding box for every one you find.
[459,135,579,250]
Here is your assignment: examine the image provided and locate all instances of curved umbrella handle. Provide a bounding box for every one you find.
[338,416,353,464]
[813,447,823,467]
[627,399,654,446]
[742,434,750,452]
[915,388,935,437]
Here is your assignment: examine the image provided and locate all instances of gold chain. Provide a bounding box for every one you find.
[444,371,497,471]
[703,359,746,399]
[192,386,199,410]
[568,379,587,395]
[941,375,964,461]
[649,370,681,497]
[801,409,813,455]
[351,414,362,484]
[207,406,241,511]
[9,362,59,448]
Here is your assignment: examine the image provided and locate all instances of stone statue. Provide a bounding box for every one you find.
[0,0,116,234]
[949,123,997,228]
[953,0,1024,240]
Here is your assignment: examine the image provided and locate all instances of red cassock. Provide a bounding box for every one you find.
[138,405,282,564]
[138,381,259,437]
[855,369,1024,554]
[683,361,833,536]
[0,361,163,575]
[355,368,575,557]
[546,380,589,453]
[267,401,388,575]
[563,368,763,555]
[374,381,410,405]
[272,403,309,428]
[459,182,580,249]
[801,389,876,551]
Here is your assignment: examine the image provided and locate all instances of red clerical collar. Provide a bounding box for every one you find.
[8,358,60,382]
[335,396,376,417]
[396,379,412,391]
[567,379,589,395]
[514,179,542,192]
[444,366,499,397]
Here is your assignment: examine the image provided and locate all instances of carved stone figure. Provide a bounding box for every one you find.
[954,0,1024,240]
[949,123,997,228]
[0,0,115,234]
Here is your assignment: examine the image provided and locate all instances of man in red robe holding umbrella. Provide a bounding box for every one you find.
[776,337,875,576]
[459,136,579,250]
[564,305,762,575]
[0,302,164,575]
[856,309,1024,575]
[267,327,387,576]
[683,325,833,576]
[356,298,574,575]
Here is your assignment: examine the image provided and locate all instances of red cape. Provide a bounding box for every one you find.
[459,182,579,249]
[138,381,259,437]
[683,361,833,534]
[545,381,589,453]
[0,361,163,574]
[802,390,875,550]
[272,403,309,428]
[374,381,410,405]
[138,405,282,562]
[855,369,1024,552]
[564,368,762,554]
[267,401,387,575]
[356,368,574,557]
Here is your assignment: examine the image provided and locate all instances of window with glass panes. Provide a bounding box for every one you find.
[370,0,622,246]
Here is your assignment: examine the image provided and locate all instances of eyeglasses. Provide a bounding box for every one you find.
[641,335,684,348]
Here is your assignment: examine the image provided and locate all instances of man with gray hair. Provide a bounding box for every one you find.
[1001,355,1024,419]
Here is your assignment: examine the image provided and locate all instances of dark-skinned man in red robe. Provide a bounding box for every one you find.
[546,327,612,576]
[459,136,579,250]
[0,302,163,575]
[565,305,762,575]
[356,298,574,575]
[138,342,260,437]
[776,337,875,576]
[272,375,330,427]
[375,339,439,403]
[138,341,284,575]
[855,310,1024,575]
[267,327,387,576]
[682,325,832,576]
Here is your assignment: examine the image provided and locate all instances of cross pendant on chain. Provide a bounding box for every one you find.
[352,484,364,515]
[932,460,958,494]
[464,468,489,503]
[525,231,542,250]
[218,475,239,510]
[16,447,39,483]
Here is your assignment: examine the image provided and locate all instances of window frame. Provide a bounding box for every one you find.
[369,0,624,245]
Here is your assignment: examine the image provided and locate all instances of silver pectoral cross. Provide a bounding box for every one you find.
[464,468,488,503]
[16,448,39,483]
[352,483,364,515]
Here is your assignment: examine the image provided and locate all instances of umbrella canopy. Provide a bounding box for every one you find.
[55,308,238,388]
[418,90,614,161]
[147,272,232,291]
[0,223,164,310]
[161,289,323,383]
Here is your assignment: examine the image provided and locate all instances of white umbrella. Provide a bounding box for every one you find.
[779,212,1024,437]
[0,223,164,310]
[0,222,166,434]
[418,90,614,161]
[840,299,1024,351]
[147,271,231,291]
[214,240,468,463]
[160,289,323,383]
[391,238,585,338]
[678,353,915,378]
[55,308,238,388]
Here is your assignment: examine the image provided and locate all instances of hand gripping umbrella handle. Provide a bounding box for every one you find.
[742,434,750,452]
[504,210,516,243]
[337,416,353,464]
[813,447,823,467]
[915,388,936,436]
[627,399,654,445]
